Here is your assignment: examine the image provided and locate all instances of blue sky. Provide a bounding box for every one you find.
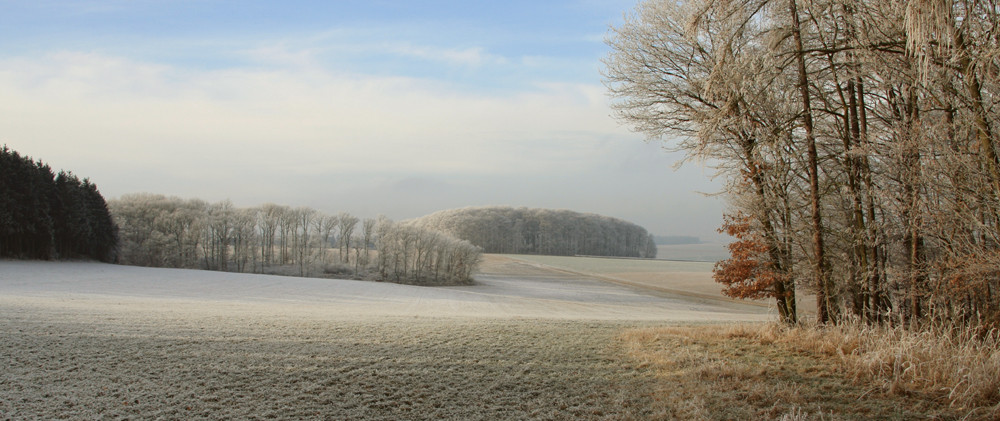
[0,0,725,240]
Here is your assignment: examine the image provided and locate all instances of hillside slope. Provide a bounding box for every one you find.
[0,257,765,321]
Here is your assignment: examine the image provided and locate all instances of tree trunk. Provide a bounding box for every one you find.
[952,30,1000,201]
[744,135,797,324]
[788,0,831,323]
[856,78,888,322]
[845,77,869,318]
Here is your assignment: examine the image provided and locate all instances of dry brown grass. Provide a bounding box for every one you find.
[621,322,999,420]
[781,321,1000,419]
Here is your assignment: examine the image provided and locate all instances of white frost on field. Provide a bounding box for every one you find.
[0,257,769,321]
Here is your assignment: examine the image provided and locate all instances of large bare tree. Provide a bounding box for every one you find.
[605,0,1000,326]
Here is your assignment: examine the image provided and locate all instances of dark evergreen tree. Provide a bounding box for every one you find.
[0,146,53,259]
[82,179,118,262]
[52,171,89,258]
[0,145,118,261]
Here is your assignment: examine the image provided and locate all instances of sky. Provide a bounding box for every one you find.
[0,0,726,240]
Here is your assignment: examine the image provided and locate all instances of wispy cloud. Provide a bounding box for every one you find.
[0,51,624,178]
[384,43,507,67]
[0,1,724,237]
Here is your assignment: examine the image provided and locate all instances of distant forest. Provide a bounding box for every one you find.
[0,146,118,262]
[654,235,700,245]
[110,194,481,286]
[0,147,657,283]
[409,206,658,258]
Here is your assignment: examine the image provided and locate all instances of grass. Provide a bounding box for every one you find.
[0,306,661,420]
[814,321,1000,416]
[5,256,997,419]
[620,322,1000,420]
[8,302,994,420]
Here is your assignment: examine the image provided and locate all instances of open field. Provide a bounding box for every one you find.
[655,243,729,262]
[0,255,767,321]
[0,256,966,419]
[0,255,762,419]
[501,254,727,300]
[506,254,817,316]
[1,305,660,419]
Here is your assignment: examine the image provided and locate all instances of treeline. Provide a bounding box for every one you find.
[109,194,480,285]
[408,206,657,258]
[375,219,481,285]
[605,0,1000,326]
[0,146,117,262]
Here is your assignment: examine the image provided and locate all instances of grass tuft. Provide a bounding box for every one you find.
[831,322,998,415]
[714,319,1000,414]
[620,321,998,419]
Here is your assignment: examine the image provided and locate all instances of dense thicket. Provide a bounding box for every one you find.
[0,146,117,261]
[109,194,480,285]
[605,0,1000,326]
[409,206,657,258]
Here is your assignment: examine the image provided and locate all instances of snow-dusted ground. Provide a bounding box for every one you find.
[0,255,767,321]
[0,255,769,419]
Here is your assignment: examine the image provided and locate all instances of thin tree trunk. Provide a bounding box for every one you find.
[788,0,831,323]
[952,30,1000,201]
[857,78,887,322]
[845,77,869,318]
[744,134,797,324]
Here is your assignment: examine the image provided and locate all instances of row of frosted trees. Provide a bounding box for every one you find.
[375,220,481,285]
[410,206,658,258]
[110,193,480,285]
[0,146,117,262]
[605,0,1000,326]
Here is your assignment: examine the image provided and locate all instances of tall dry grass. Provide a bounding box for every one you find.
[622,322,999,419]
[620,325,858,419]
[732,321,1000,417]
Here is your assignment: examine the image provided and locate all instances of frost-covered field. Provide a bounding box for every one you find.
[507,254,817,315]
[500,254,734,302]
[0,256,764,320]
[1,255,768,419]
[655,243,729,262]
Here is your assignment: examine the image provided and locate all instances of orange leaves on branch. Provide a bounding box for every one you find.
[713,213,786,300]
[935,251,1000,294]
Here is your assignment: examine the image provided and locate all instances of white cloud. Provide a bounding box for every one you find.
[0,51,629,178]
[384,43,507,67]
[0,50,724,238]
[0,3,728,239]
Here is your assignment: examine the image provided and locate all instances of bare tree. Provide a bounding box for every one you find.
[313,213,338,266]
[336,212,359,263]
[257,203,284,269]
[361,217,376,266]
[604,0,1000,327]
[205,200,235,271]
[293,207,315,276]
[374,217,480,285]
[109,198,483,286]
[232,208,257,273]
[603,0,802,322]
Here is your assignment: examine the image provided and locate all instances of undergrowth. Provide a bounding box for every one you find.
[772,321,1000,418]
[621,321,1000,419]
